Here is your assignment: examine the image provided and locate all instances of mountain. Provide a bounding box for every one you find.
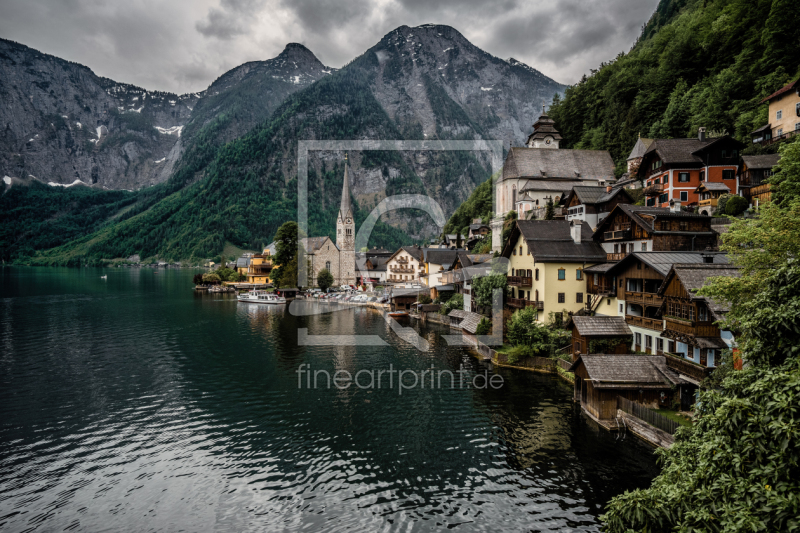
[0,39,335,191]
[548,0,800,174]
[4,25,566,264]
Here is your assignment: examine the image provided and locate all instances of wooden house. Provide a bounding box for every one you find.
[561,185,634,230]
[592,203,717,261]
[568,316,632,359]
[569,355,687,421]
[739,154,781,207]
[694,182,731,216]
[444,252,493,312]
[658,263,740,368]
[636,131,744,207]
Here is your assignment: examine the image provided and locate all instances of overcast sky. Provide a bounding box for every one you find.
[0,0,659,94]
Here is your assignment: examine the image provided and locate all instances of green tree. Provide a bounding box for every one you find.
[475,317,491,335]
[505,306,556,355]
[545,200,554,220]
[317,268,334,292]
[202,273,221,284]
[439,293,464,315]
[472,272,508,309]
[768,140,800,208]
[724,195,749,216]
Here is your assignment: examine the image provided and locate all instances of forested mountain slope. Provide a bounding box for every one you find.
[548,0,800,174]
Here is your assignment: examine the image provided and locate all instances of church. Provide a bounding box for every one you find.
[492,107,617,251]
[303,163,357,287]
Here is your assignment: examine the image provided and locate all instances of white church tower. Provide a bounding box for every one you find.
[336,160,356,286]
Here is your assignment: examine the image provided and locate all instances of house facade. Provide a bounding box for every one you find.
[246,250,273,285]
[386,246,424,284]
[562,185,633,230]
[502,220,606,321]
[751,79,800,145]
[739,154,781,207]
[637,131,744,208]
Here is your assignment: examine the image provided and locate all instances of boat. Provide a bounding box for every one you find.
[237,290,287,305]
[388,311,408,318]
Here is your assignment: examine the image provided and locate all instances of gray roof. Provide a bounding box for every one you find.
[565,185,631,206]
[607,251,729,277]
[339,164,352,218]
[236,257,251,268]
[641,136,744,166]
[696,182,730,193]
[459,312,485,335]
[509,220,607,263]
[525,112,563,143]
[448,309,468,321]
[301,236,335,253]
[423,249,460,267]
[660,263,741,319]
[571,316,632,337]
[742,154,781,170]
[502,147,616,182]
[626,137,654,160]
[569,355,686,389]
[583,262,618,274]
[393,245,424,261]
[595,204,713,238]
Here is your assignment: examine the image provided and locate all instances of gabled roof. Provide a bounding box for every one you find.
[563,185,633,206]
[605,251,729,277]
[569,355,686,389]
[640,136,744,167]
[388,245,424,262]
[448,309,468,321]
[236,257,251,268]
[750,123,771,135]
[658,263,741,318]
[571,316,632,337]
[458,311,485,334]
[742,153,781,170]
[593,204,713,238]
[502,147,616,182]
[503,220,606,263]
[761,79,799,103]
[423,249,460,267]
[695,182,730,193]
[525,112,563,143]
[301,236,336,253]
[627,137,654,161]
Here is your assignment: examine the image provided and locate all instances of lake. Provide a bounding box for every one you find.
[0,267,658,531]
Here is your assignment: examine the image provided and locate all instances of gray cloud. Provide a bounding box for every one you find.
[0,0,658,93]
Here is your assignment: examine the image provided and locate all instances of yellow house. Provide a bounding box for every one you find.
[246,249,273,285]
[752,79,800,144]
[502,220,606,322]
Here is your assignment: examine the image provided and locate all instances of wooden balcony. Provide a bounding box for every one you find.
[603,229,632,241]
[507,275,532,287]
[625,315,663,331]
[664,352,712,382]
[644,183,664,196]
[606,252,629,261]
[664,317,720,337]
[588,285,616,297]
[758,128,799,146]
[390,266,415,273]
[698,198,719,207]
[624,291,663,307]
[507,298,544,310]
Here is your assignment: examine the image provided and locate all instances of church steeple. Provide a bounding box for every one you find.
[336,158,355,255]
[339,161,353,220]
[526,104,563,149]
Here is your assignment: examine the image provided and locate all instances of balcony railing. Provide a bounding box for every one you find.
[588,284,616,296]
[644,183,664,196]
[664,352,713,381]
[390,266,415,273]
[698,198,718,207]
[759,128,799,146]
[606,252,629,261]
[603,229,632,241]
[507,298,544,310]
[507,275,532,286]
[664,317,720,337]
[624,291,663,307]
[626,315,664,331]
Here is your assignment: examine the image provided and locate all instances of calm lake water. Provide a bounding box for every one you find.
[0,267,658,532]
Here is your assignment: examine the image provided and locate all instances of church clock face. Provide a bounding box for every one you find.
[545,137,552,145]
[346,218,351,224]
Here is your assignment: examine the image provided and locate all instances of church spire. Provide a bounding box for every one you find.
[339,157,352,219]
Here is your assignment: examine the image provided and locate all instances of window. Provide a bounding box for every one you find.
[700,170,705,181]
[325,261,331,271]
[659,193,668,203]
[635,333,642,349]
[699,306,707,322]
[689,306,695,321]
[535,269,539,281]
[721,150,727,158]
[796,123,800,131]
[645,336,652,350]
[797,102,800,117]
[558,293,565,303]
[576,269,582,280]
[777,128,783,137]
[619,303,624,313]
[558,269,566,280]
[657,338,664,353]
[667,340,675,353]
[680,191,689,202]
[647,197,656,207]
[678,172,690,182]
[593,273,598,284]
[512,248,516,256]
[777,110,783,120]
[660,220,670,231]
[519,246,523,255]
[641,242,647,251]
[722,169,735,180]
[576,293,583,304]
[619,278,623,287]
[679,221,688,231]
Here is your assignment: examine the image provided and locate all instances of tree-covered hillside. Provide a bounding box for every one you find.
[548,0,800,175]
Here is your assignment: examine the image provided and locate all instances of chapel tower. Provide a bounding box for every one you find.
[336,161,356,286]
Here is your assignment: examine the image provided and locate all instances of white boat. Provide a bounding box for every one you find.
[237,290,287,305]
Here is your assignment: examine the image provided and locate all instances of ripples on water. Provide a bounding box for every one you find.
[0,268,658,531]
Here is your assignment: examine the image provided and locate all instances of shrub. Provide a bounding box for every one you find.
[202,273,221,284]
[418,295,432,305]
[716,193,731,214]
[317,268,334,292]
[506,345,536,364]
[725,195,749,216]
[439,293,464,315]
[193,273,204,285]
[475,317,491,335]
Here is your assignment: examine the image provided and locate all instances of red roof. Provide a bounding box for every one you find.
[761,79,799,103]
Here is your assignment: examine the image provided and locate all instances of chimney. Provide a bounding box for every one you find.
[570,220,582,244]
[606,185,612,193]
[698,127,706,142]
[669,199,681,213]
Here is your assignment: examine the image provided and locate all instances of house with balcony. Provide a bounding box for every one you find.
[246,250,273,285]
[562,185,634,230]
[658,263,740,369]
[750,79,800,146]
[584,251,730,358]
[592,203,717,261]
[568,316,632,359]
[694,182,731,216]
[739,153,781,207]
[444,252,493,312]
[637,130,744,208]
[421,248,461,299]
[385,246,424,284]
[502,219,606,321]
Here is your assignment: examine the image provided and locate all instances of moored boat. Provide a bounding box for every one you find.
[237,290,287,304]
